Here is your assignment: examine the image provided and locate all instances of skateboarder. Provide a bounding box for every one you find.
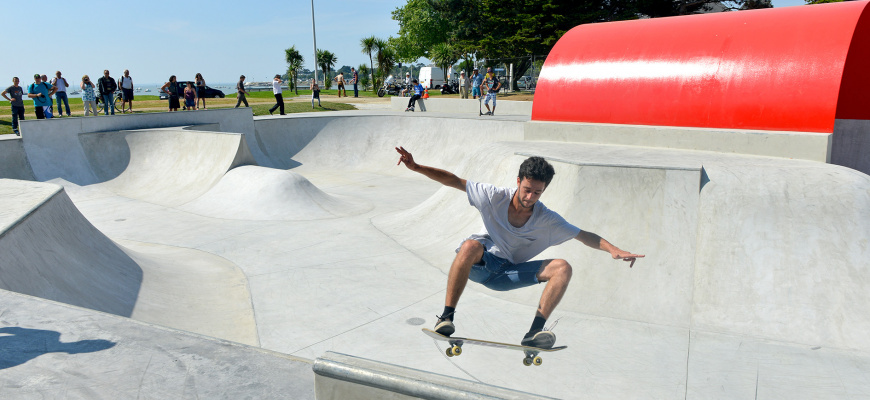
[395,147,644,349]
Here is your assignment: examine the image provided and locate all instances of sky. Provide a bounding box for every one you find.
[4,0,808,85]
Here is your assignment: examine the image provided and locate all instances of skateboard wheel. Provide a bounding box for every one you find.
[533,356,543,366]
[452,345,462,356]
[523,357,533,366]
[446,348,454,357]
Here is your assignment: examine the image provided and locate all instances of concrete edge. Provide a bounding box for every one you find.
[525,120,833,163]
[0,181,63,240]
[0,287,313,365]
[313,351,557,400]
[515,151,703,172]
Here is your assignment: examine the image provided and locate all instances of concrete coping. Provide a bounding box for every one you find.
[514,151,703,172]
[313,351,558,400]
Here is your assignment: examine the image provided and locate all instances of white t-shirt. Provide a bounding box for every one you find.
[52,77,67,93]
[272,80,282,95]
[120,76,133,89]
[460,181,582,264]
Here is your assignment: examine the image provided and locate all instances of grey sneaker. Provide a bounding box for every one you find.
[521,330,556,349]
[434,316,455,337]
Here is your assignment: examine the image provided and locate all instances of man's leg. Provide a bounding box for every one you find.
[35,106,45,119]
[521,259,572,348]
[434,239,485,336]
[484,93,492,113]
[354,83,358,97]
[445,239,485,308]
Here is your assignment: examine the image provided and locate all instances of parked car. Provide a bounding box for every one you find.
[159,82,224,99]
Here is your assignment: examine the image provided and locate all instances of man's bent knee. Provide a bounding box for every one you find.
[540,259,572,282]
[458,240,484,259]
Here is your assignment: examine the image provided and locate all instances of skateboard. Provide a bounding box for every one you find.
[422,328,566,367]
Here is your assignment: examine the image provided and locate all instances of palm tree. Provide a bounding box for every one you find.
[430,43,459,84]
[317,49,338,90]
[360,36,378,92]
[358,64,371,91]
[285,46,304,95]
[374,38,395,89]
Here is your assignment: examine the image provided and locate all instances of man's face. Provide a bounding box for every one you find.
[34,76,41,83]
[515,177,546,209]
[104,71,110,77]
[56,71,62,78]
[13,77,19,85]
[41,75,47,81]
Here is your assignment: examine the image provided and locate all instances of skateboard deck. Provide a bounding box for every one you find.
[422,328,566,366]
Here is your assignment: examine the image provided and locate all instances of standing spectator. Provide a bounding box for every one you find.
[27,74,54,119]
[351,67,359,98]
[184,82,197,111]
[161,75,180,112]
[269,74,285,115]
[405,78,424,112]
[235,75,249,108]
[80,75,99,116]
[195,73,207,110]
[40,74,55,117]
[118,69,134,113]
[470,67,483,100]
[400,72,412,97]
[1,77,25,135]
[97,70,117,115]
[310,80,321,108]
[459,71,469,99]
[334,73,346,98]
[51,71,71,117]
[482,67,501,116]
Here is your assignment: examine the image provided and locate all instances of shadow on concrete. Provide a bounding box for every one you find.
[0,326,116,370]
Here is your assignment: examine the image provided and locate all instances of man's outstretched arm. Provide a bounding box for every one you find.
[395,146,466,191]
[575,231,645,268]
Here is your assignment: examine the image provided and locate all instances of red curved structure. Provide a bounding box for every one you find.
[532,2,870,133]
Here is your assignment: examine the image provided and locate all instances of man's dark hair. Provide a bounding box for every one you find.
[518,156,555,186]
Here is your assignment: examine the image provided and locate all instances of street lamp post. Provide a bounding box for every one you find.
[311,0,318,86]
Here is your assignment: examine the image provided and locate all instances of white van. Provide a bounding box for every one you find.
[417,67,450,89]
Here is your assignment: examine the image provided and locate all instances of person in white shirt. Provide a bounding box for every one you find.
[269,74,285,115]
[395,147,644,348]
[51,71,70,117]
[118,70,134,113]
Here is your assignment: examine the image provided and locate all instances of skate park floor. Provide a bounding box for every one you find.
[2,108,870,399]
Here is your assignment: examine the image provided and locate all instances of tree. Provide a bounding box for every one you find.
[429,43,459,83]
[317,49,338,90]
[360,36,378,92]
[390,0,451,62]
[358,64,371,91]
[285,46,304,95]
[374,38,397,89]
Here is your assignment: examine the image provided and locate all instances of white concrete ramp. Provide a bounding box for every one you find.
[2,110,870,399]
[178,165,372,220]
[0,179,258,345]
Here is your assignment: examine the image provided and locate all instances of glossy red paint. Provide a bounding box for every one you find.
[532,2,870,133]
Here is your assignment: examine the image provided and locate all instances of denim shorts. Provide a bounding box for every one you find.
[469,251,543,292]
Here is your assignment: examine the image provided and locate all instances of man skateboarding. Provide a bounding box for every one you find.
[395,147,644,349]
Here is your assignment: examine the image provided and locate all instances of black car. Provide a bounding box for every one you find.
[159,82,224,99]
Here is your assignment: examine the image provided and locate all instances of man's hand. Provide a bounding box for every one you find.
[395,146,418,171]
[610,248,645,268]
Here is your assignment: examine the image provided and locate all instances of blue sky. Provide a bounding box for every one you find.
[4,0,807,85]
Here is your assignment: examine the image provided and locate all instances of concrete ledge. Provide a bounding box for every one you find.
[0,289,315,399]
[0,139,35,180]
[390,97,532,116]
[313,352,556,400]
[18,107,255,137]
[525,120,833,162]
